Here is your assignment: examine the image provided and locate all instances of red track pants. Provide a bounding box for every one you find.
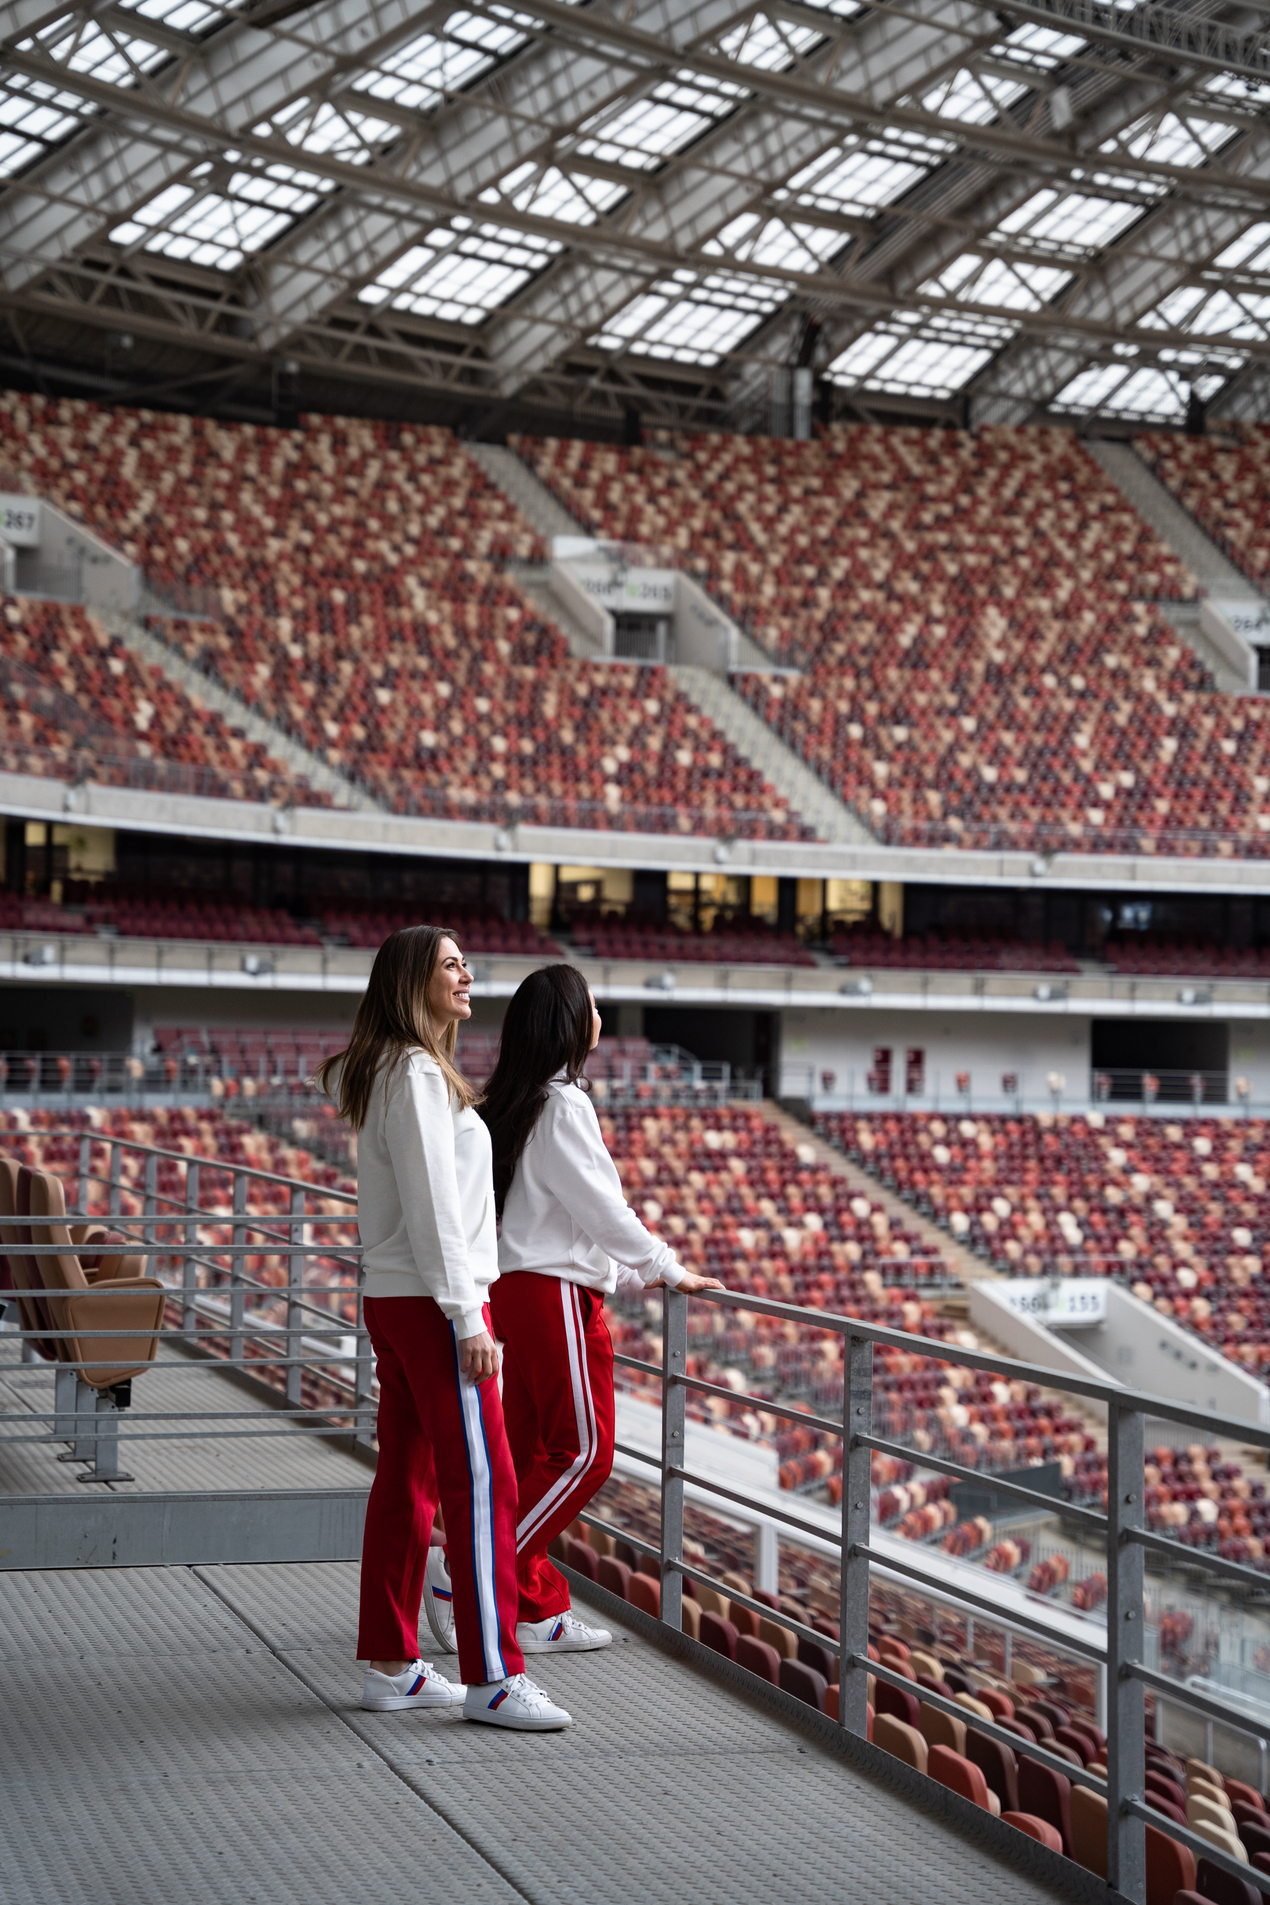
[489,1272,616,1624]
[358,1295,524,1685]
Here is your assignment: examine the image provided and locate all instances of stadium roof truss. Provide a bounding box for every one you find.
[4,0,1270,429]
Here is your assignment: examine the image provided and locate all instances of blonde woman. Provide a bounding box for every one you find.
[321,926,570,1730]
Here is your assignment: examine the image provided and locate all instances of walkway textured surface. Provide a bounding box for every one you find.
[0,1557,1075,1905]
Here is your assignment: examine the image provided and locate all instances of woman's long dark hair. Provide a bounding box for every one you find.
[317,924,475,1130]
[480,964,593,1214]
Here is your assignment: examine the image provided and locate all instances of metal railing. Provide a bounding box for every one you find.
[584,1283,1270,1904]
[0,1129,368,1484]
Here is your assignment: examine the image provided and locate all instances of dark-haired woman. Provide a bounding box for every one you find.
[464,964,721,1658]
[320,925,571,1730]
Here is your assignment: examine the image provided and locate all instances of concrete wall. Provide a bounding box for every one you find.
[1073,1281,1269,1428]
[778,1005,1090,1109]
[969,1281,1112,1419]
[1201,600,1261,689]
[548,559,614,654]
[674,572,739,671]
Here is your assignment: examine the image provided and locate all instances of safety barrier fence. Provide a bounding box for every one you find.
[0,1130,367,1485]
[583,1283,1270,1905]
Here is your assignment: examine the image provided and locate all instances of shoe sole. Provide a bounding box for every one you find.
[423,1593,458,1655]
[361,1694,467,1711]
[463,1709,573,1731]
[517,1635,613,1653]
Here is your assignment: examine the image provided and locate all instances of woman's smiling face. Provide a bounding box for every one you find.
[427,937,472,1026]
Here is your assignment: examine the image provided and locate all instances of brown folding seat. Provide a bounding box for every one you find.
[797,1636,836,1683]
[1196,1856,1261,1905]
[680,1597,701,1640]
[873,1714,926,1774]
[24,1168,163,1390]
[699,1611,738,1662]
[1070,1785,1107,1876]
[1145,1824,1194,1905]
[919,1701,966,1757]
[597,1556,630,1601]
[1018,1756,1072,1854]
[779,1659,826,1712]
[1003,1813,1062,1851]
[874,1680,920,1729]
[563,1537,598,1581]
[966,1730,1019,1813]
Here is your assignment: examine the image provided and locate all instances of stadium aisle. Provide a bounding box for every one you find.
[0,1556,1083,1905]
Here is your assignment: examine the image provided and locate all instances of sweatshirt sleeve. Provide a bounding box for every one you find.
[384,1060,486,1338]
[543,1091,686,1287]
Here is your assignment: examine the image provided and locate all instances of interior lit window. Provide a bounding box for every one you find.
[110,160,334,270]
[827,323,1004,395]
[576,73,746,171]
[358,222,561,322]
[993,189,1142,257]
[780,133,949,215]
[353,8,532,115]
[595,272,786,365]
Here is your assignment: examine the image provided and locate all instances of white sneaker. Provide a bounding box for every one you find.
[361,1658,466,1711]
[422,1544,457,1654]
[517,1610,613,1654]
[463,1674,573,1731]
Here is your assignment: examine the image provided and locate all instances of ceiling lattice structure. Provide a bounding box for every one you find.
[4,0,1270,431]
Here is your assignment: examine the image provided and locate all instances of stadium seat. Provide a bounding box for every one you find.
[965,1731,1019,1814]
[1196,1858,1261,1905]
[1002,1813,1062,1851]
[873,1714,927,1774]
[626,1572,660,1618]
[918,1703,966,1757]
[24,1167,164,1389]
[928,1745,1001,1814]
[1146,1824,1195,1905]
[779,1659,827,1711]
[1070,1786,1107,1877]
[1018,1757,1072,1853]
[597,1556,631,1600]
[736,1635,781,1685]
[699,1611,739,1662]
[874,1682,921,1730]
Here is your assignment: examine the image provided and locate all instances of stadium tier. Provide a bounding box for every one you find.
[0,395,806,840]
[0,595,320,805]
[833,928,1079,973]
[1138,427,1270,593]
[516,425,1270,859]
[819,1109,1270,1371]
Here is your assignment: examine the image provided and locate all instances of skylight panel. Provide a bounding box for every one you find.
[922,253,1073,311]
[1109,110,1231,169]
[1143,284,1270,343]
[993,189,1141,257]
[1052,362,1191,421]
[110,161,333,270]
[1214,223,1270,273]
[21,14,170,83]
[828,330,997,396]
[707,211,846,271]
[922,68,1028,126]
[594,273,785,366]
[996,23,1085,66]
[259,97,401,164]
[780,134,948,215]
[1204,72,1270,111]
[353,9,529,115]
[0,76,84,180]
[358,223,560,323]
[482,162,625,225]
[576,75,743,171]
[717,14,824,71]
[121,0,222,31]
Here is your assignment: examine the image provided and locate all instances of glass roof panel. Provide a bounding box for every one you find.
[1109,110,1232,168]
[20,14,170,83]
[594,272,785,365]
[994,22,1085,67]
[576,73,745,170]
[258,97,402,164]
[707,211,846,270]
[828,329,998,395]
[1052,362,1192,421]
[482,162,626,225]
[993,188,1142,257]
[780,131,950,215]
[1214,223,1270,272]
[358,223,560,323]
[922,68,1028,126]
[0,74,85,180]
[353,8,531,115]
[110,161,334,270]
[717,14,825,70]
[120,0,222,31]
[922,253,1073,311]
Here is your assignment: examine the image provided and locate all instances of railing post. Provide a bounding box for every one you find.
[143,1150,157,1277]
[230,1168,246,1369]
[839,1330,873,1736]
[108,1142,121,1221]
[660,1284,687,1635]
[76,1134,91,1218]
[1107,1399,1146,1903]
[287,1186,304,1408]
[353,1277,375,1449]
[182,1161,199,1343]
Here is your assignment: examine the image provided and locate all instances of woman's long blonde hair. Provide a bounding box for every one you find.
[318,924,475,1130]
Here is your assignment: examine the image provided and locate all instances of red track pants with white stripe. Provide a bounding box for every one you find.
[358,1295,524,1686]
[489,1272,616,1624]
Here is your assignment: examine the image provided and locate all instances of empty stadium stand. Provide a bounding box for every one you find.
[0,396,808,840]
[516,426,1270,859]
[1138,428,1270,596]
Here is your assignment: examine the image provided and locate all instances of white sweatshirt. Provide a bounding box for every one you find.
[358,1050,497,1338]
[497,1077,686,1294]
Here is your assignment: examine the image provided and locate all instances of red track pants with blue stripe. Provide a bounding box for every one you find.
[358,1295,524,1685]
[489,1272,616,1623]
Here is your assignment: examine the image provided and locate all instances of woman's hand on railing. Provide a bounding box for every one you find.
[458,1329,500,1382]
[670,1272,726,1294]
